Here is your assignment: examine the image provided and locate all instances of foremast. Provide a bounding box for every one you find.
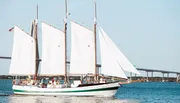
[33,5,39,80]
[64,0,68,84]
[94,0,98,82]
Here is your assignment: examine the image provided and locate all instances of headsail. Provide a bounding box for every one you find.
[99,29,127,79]
[70,21,95,75]
[9,26,36,75]
[40,22,65,75]
[99,27,140,75]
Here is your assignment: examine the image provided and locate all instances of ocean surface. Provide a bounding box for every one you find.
[0,80,180,103]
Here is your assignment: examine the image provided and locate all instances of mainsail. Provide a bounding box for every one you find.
[70,21,95,75]
[98,28,127,79]
[9,26,36,75]
[40,22,65,75]
[99,27,140,75]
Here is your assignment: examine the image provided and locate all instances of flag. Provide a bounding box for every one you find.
[9,27,14,32]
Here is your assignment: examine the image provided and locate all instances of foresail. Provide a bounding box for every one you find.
[99,27,140,75]
[99,29,127,79]
[9,26,35,75]
[70,21,95,75]
[40,22,65,75]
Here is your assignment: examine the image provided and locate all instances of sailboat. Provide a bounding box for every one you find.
[9,0,140,97]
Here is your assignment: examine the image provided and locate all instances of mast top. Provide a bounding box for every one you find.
[64,0,68,24]
[36,5,38,20]
[94,0,97,24]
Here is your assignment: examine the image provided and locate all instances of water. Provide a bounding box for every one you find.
[0,80,180,103]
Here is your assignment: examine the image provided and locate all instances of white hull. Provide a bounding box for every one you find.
[13,82,120,97]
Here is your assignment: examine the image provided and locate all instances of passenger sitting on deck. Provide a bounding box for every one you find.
[86,77,91,84]
[27,81,31,85]
[47,82,52,88]
[12,80,15,84]
[18,81,22,85]
[53,80,57,85]
[52,78,54,84]
[100,77,106,83]
[56,82,61,88]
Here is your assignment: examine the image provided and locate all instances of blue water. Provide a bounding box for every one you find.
[115,82,180,103]
[0,80,180,103]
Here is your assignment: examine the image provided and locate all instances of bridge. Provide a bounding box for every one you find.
[1,56,180,82]
[98,63,180,82]
[134,68,180,82]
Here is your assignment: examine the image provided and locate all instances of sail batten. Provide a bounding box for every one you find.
[40,22,65,75]
[9,26,36,75]
[70,21,95,75]
[99,27,140,75]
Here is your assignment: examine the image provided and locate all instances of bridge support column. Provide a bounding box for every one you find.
[167,73,169,81]
[146,71,149,82]
[151,72,153,81]
[177,74,179,82]
[162,73,164,82]
[135,73,137,80]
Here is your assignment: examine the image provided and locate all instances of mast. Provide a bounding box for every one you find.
[64,0,68,84]
[34,5,39,80]
[94,0,98,82]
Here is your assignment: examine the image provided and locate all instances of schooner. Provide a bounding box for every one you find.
[9,0,140,97]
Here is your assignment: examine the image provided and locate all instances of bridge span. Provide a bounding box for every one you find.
[1,56,180,81]
[135,68,180,82]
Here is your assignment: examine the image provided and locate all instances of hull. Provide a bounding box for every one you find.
[13,82,120,97]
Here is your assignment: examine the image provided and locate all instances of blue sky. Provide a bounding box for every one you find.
[0,0,180,77]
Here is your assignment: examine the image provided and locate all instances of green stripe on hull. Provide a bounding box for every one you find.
[14,87,119,93]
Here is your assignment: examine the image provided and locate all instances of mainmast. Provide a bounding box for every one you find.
[94,0,98,82]
[64,0,68,84]
[34,5,39,80]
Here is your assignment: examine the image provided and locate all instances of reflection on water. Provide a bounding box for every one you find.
[5,95,140,103]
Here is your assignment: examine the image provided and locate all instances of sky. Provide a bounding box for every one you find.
[0,0,180,77]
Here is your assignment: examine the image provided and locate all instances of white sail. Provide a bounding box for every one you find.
[9,26,35,75]
[70,21,95,75]
[99,27,140,75]
[40,22,65,75]
[99,29,127,78]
